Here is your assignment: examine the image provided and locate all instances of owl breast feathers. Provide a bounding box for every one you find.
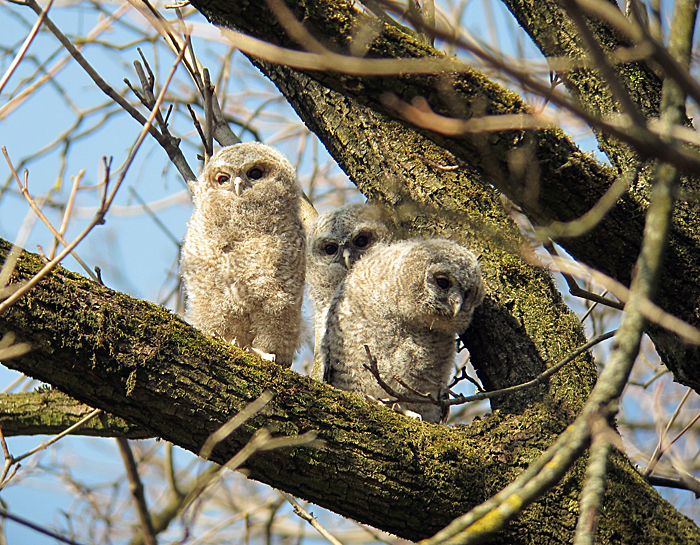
[180,142,306,367]
[306,202,392,379]
[321,238,485,422]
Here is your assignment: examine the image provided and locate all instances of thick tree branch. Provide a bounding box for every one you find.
[0,239,698,543]
[0,391,152,439]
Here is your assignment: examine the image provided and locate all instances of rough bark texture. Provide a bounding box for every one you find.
[0,391,152,439]
[0,239,698,544]
[189,0,700,394]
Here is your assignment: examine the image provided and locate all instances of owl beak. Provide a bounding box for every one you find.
[449,292,463,317]
[234,176,244,196]
[343,248,352,269]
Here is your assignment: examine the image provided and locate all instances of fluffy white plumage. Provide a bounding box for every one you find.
[180,142,306,367]
[321,238,484,422]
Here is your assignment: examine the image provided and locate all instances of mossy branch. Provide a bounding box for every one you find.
[0,239,698,543]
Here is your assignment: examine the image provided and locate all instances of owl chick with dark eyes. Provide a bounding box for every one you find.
[306,202,391,379]
[321,239,484,422]
[181,142,306,367]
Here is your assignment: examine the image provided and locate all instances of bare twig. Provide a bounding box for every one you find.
[281,492,344,545]
[545,243,624,311]
[362,345,435,404]
[199,391,275,459]
[0,0,55,94]
[2,148,98,282]
[19,0,196,183]
[545,255,700,344]
[536,166,640,241]
[0,508,89,545]
[48,170,84,260]
[644,388,692,477]
[117,438,158,545]
[645,395,700,478]
[364,331,615,409]
[12,408,102,464]
[0,35,187,313]
[382,94,556,135]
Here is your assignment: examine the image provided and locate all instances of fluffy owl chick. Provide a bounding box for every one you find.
[306,202,391,379]
[181,142,306,367]
[321,239,484,422]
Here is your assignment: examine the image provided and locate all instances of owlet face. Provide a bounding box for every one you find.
[309,203,391,271]
[198,142,296,197]
[409,240,485,333]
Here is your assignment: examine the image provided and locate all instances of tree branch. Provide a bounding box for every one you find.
[0,239,697,543]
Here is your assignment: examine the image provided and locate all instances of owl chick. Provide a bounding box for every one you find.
[306,202,391,379]
[321,239,484,422]
[180,142,306,367]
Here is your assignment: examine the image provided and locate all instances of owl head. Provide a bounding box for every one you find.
[396,239,485,333]
[308,202,391,278]
[195,142,298,199]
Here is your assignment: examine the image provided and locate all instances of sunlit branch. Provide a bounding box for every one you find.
[117,438,158,545]
[18,0,196,183]
[0,0,54,94]
[0,38,187,313]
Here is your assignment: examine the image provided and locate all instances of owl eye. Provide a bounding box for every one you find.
[434,275,452,290]
[247,167,264,180]
[323,243,339,256]
[353,234,369,249]
[216,173,230,185]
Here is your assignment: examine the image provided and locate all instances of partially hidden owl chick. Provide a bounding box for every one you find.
[321,239,484,422]
[306,202,392,380]
[181,142,306,367]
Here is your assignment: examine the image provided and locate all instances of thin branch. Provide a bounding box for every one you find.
[199,391,275,459]
[0,0,55,94]
[0,509,88,545]
[0,37,186,313]
[545,254,700,344]
[2,148,98,282]
[536,166,640,240]
[364,332,615,408]
[12,408,102,464]
[19,0,196,183]
[49,170,84,260]
[281,492,344,545]
[644,388,692,476]
[545,243,624,310]
[117,438,158,545]
[558,0,646,127]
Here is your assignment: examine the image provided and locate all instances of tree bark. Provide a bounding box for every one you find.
[0,238,698,543]
[0,391,152,439]
[189,0,700,394]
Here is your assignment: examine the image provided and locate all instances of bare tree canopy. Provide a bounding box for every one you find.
[2,0,700,543]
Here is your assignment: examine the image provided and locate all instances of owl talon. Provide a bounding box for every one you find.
[248,347,276,362]
[363,395,423,421]
[393,405,422,420]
